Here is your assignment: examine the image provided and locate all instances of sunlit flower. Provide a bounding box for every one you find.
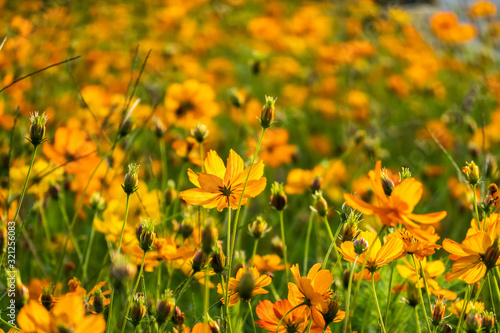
[338,230,404,281]
[344,161,447,239]
[180,149,266,211]
[252,254,286,274]
[217,266,271,306]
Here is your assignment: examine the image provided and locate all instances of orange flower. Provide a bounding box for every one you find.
[17,293,106,332]
[430,12,476,43]
[180,149,266,212]
[216,266,271,306]
[287,263,335,327]
[443,229,500,284]
[469,1,497,18]
[389,227,441,260]
[255,299,328,333]
[252,254,287,274]
[343,161,447,239]
[338,230,404,281]
[248,128,297,168]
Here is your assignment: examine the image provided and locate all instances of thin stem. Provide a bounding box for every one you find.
[457,285,470,333]
[418,260,433,312]
[343,255,358,333]
[279,210,289,283]
[229,128,266,272]
[160,139,168,190]
[411,255,433,333]
[472,184,481,230]
[121,251,147,333]
[414,306,422,333]
[248,302,257,333]
[224,204,232,331]
[303,214,314,275]
[117,194,131,252]
[199,142,205,173]
[371,274,387,333]
[251,238,259,266]
[13,146,38,222]
[384,261,395,325]
[203,264,210,330]
[487,273,497,318]
[472,277,484,303]
[323,215,334,241]
[107,288,115,333]
[270,283,280,301]
[276,302,306,333]
[82,212,98,283]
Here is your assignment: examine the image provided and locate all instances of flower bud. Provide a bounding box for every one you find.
[381,170,394,196]
[119,118,135,138]
[110,253,137,291]
[441,324,453,333]
[41,286,53,311]
[48,183,60,200]
[406,282,420,308]
[341,222,360,243]
[228,88,244,108]
[138,221,156,252]
[210,242,226,274]
[311,177,322,192]
[92,288,105,314]
[177,218,194,239]
[462,161,480,186]
[122,163,140,195]
[130,293,147,327]
[270,182,287,211]
[465,311,482,332]
[152,117,166,138]
[311,191,328,217]
[323,292,342,326]
[27,111,48,147]
[258,96,277,129]
[353,238,369,255]
[238,269,256,302]
[271,236,283,257]
[399,167,412,182]
[482,183,499,216]
[484,238,500,269]
[432,301,446,326]
[171,306,185,326]
[192,250,206,273]
[90,192,106,214]
[248,216,270,239]
[156,290,174,326]
[483,311,495,332]
[191,123,209,143]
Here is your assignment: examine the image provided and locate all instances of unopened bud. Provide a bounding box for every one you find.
[248,216,270,239]
[156,290,174,326]
[258,96,277,129]
[130,293,146,327]
[122,164,140,195]
[270,182,287,211]
[311,191,328,217]
[311,177,322,192]
[210,242,226,274]
[484,238,500,269]
[27,111,48,147]
[406,283,420,308]
[191,123,209,143]
[92,288,105,314]
[483,311,495,332]
[381,170,394,196]
[271,236,283,257]
[138,221,156,252]
[110,253,137,291]
[164,181,177,206]
[432,301,446,326]
[323,292,342,326]
[201,221,218,255]
[353,238,369,255]
[341,222,360,243]
[465,311,483,332]
[442,324,453,333]
[462,161,480,186]
[152,117,166,138]
[119,118,135,138]
[192,250,206,273]
[171,306,185,326]
[238,269,256,302]
[41,286,53,311]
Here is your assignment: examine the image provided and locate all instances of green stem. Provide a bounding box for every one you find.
[303,214,314,275]
[371,274,387,333]
[384,260,395,325]
[117,194,131,252]
[199,142,205,173]
[411,255,432,333]
[457,285,470,333]
[323,215,334,241]
[0,315,20,331]
[121,251,147,333]
[229,128,266,273]
[203,264,210,328]
[82,212,97,283]
[270,283,280,301]
[107,288,115,333]
[224,204,233,332]
[472,277,484,303]
[248,302,257,333]
[343,255,358,333]
[472,184,481,230]
[487,273,497,319]
[414,306,422,333]
[13,146,38,222]
[418,260,433,312]
[251,238,259,266]
[275,302,306,333]
[160,139,168,190]
[279,210,289,283]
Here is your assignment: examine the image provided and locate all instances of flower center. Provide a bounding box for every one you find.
[176,101,195,117]
[220,185,233,197]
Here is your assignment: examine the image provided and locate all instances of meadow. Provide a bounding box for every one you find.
[1,0,500,332]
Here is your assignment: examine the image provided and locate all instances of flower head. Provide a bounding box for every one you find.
[180,150,266,212]
[217,266,271,306]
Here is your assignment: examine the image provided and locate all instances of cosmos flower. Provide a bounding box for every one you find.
[216,266,271,306]
[180,149,266,211]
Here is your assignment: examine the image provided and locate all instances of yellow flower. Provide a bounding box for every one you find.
[217,266,271,306]
[180,149,266,212]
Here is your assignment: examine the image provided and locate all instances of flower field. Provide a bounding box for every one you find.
[1,0,500,332]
